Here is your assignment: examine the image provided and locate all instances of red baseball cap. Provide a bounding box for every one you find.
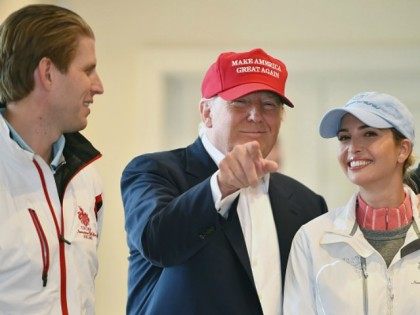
[201,48,294,107]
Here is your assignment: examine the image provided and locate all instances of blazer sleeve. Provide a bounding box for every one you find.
[121,154,222,267]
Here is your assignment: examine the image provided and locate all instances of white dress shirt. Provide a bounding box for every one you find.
[200,132,282,315]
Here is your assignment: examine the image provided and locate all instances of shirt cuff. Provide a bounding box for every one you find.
[210,171,240,219]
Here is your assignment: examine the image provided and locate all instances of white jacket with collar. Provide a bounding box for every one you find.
[284,187,420,315]
[0,115,104,315]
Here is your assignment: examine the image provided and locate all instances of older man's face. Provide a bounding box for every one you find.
[204,90,284,157]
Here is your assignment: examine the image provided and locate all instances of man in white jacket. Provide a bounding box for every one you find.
[0,4,104,314]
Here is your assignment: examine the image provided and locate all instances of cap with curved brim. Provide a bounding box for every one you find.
[319,107,393,138]
[218,82,294,107]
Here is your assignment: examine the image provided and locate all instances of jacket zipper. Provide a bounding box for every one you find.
[33,159,69,315]
[360,256,369,315]
[28,209,50,287]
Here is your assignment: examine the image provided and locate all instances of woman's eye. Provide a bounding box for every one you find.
[338,134,350,141]
[365,131,377,137]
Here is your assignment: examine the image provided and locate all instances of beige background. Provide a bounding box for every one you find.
[1,1,420,314]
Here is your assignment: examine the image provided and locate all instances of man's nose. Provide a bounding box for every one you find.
[92,73,104,95]
[246,105,263,122]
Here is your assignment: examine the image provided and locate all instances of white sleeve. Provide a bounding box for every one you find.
[96,192,104,246]
[283,226,317,315]
[90,165,104,246]
[210,170,240,219]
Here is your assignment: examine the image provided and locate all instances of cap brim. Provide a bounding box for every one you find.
[219,83,294,107]
[319,107,393,138]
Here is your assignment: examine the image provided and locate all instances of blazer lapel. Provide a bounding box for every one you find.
[185,138,218,180]
[268,175,303,281]
[222,198,254,282]
[185,138,254,282]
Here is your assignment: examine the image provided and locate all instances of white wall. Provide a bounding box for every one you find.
[2,1,420,314]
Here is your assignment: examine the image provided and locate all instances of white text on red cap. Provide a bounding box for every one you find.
[231,58,282,79]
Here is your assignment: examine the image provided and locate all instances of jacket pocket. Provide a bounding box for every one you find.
[28,208,50,287]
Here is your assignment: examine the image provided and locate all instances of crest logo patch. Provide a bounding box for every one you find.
[77,207,97,240]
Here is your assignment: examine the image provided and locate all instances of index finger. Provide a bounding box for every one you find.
[245,141,263,162]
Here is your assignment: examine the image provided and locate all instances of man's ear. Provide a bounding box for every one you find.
[199,99,212,128]
[35,57,55,90]
[398,139,412,164]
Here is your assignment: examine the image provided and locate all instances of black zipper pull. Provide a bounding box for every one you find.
[42,271,48,287]
[59,235,71,245]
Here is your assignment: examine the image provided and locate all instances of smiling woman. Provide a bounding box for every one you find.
[283,92,420,315]
[336,114,411,191]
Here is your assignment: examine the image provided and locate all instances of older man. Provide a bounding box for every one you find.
[122,48,327,315]
[0,4,104,314]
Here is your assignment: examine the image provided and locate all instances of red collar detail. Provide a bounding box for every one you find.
[356,193,413,231]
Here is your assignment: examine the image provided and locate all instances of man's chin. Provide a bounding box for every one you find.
[64,122,88,134]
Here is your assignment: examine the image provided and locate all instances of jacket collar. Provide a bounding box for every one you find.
[185,137,218,179]
[0,113,100,168]
[321,187,420,258]
[53,132,101,200]
[0,113,34,161]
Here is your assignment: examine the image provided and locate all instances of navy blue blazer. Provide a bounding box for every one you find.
[409,163,420,194]
[121,138,328,315]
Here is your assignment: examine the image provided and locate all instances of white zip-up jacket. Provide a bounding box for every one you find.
[284,187,420,315]
[0,115,104,314]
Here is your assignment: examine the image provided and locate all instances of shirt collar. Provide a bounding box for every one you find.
[0,109,66,172]
[200,129,225,166]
